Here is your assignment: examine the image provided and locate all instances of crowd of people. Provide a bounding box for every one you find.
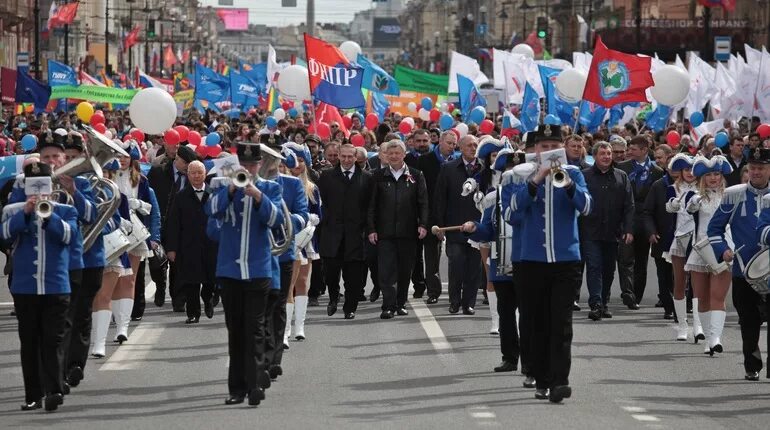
[2,103,770,411]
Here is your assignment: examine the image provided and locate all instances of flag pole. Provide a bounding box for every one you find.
[302,32,319,135]
[750,52,765,120]
[573,100,583,133]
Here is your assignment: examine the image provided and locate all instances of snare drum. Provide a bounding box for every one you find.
[295,225,315,249]
[744,248,770,295]
[674,231,692,251]
[126,211,150,250]
[104,229,132,263]
[692,237,729,275]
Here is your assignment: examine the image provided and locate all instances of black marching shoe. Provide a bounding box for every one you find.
[358,293,367,302]
[67,366,84,387]
[745,371,760,381]
[534,388,549,400]
[327,301,338,317]
[154,289,165,307]
[204,300,214,319]
[413,291,424,299]
[572,301,581,311]
[308,297,320,307]
[663,311,674,320]
[62,382,70,395]
[114,334,128,344]
[396,307,409,316]
[131,316,143,321]
[523,376,536,388]
[380,310,395,319]
[548,385,572,403]
[212,292,220,307]
[269,365,283,380]
[258,370,272,390]
[248,388,265,406]
[225,394,245,405]
[601,306,613,319]
[587,306,602,321]
[655,299,664,308]
[344,312,355,320]
[463,307,475,315]
[426,296,438,305]
[494,361,517,372]
[185,316,200,324]
[21,400,42,411]
[449,304,460,314]
[369,290,380,302]
[44,393,63,412]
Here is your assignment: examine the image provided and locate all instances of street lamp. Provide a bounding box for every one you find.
[519,0,534,38]
[499,2,510,47]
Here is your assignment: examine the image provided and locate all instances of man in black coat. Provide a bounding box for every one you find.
[404,129,431,297]
[416,130,457,303]
[318,143,372,319]
[433,134,483,314]
[367,140,429,319]
[165,160,218,323]
[616,136,664,308]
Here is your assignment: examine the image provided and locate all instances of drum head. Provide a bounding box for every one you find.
[747,249,770,279]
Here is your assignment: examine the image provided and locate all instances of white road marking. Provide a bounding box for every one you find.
[621,405,661,424]
[632,415,661,422]
[468,406,499,427]
[622,406,647,413]
[409,297,452,353]
[100,322,164,371]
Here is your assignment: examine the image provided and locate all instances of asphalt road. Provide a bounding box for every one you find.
[1,253,770,430]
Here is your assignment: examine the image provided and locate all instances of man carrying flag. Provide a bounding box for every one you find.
[582,37,654,108]
[304,34,365,109]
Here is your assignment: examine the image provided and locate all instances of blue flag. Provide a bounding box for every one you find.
[538,65,578,126]
[371,91,390,121]
[608,102,639,127]
[194,63,229,105]
[229,71,261,109]
[239,61,268,95]
[645,104,672,132]
[305,34,366,108]
[16,72,51,112]
[520,83,540,133]
[578,101,607,132]
[457,73,486,121]
[357,55,400,96]
[47,60,78,86]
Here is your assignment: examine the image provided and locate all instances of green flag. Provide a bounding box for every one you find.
[50,85,139,104]
[393,65,449,96]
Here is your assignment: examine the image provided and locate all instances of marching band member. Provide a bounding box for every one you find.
[663,154,699,341]
[713,148,770,380]
[685,155,732,355]
[501,124,592,403]
[206,140,285,406]
[2,160,79,412]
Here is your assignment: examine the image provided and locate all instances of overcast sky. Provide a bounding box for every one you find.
[200,0,375,27]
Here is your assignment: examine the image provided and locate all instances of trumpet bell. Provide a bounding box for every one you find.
[35,200,53,219]
[232,170,252,188]
[551,168,570,188]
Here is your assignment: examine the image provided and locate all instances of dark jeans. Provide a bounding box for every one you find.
[184,283,215,318]
[423,233,443,298]
[519,261,581,390]
[219,277,270,397]
[732,276,770,374]
[324,246,366,314]
[446,242,481,308]
[264,261,293,367]
[64,267,103,373]
[494,280,520,365]
[308,258,325,299]
[13,293,70,403]
[411,239,426,294]
[654,256,674,314]
[378,238,417,312]
[512,263,533,377]
[583,240,619,308]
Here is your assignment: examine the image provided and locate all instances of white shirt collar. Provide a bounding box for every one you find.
[341,164,356,175]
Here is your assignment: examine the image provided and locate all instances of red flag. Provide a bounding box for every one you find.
[124,25,140,50]
[582,37,654,108]
[53,3,79,28]
[315,102,350,138]
[182,49,190,64]
[304,33,366,108]
[163,45,178,67]
[697,0,736,12]
[1,67,17,104]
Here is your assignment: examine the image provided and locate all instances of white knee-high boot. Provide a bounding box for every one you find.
[709,310,726,354]
[113,299,133,343]
[90,310,112,358]
[673,298,689,341]
[284,302,294,346]
[700,311,712,354]
[488,291,499,335]
[692,298,705,343]
[294,295,308,341]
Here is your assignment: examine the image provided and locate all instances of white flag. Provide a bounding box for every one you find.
[448,51,489,93]
[502,55,527,104]
[493,48,517,89]
[745,44,762,68]
[755,48,770,121]
[576,15,588,45]
[687,53,716,116]
[690,119,724,142]
[712,62,746,120]
[572,52,592,73]
[267,44,287,90]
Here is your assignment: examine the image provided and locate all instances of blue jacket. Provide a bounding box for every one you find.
[709,183,770,278]
[504,165,592,263]
[275,174,310,263]
[1,202,79,294]
[467,187,514,283]
[206,178,285,280]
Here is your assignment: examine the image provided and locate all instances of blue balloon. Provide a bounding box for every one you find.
[689,111,704,128]
[715,131,729,148]
[469,106,486,124]
[266,116,278,128]
[205,132,221,147]
[20,134,37,152]
[288,108,298,118]
[544,114,561,125]
[421,97,433,111]
[439,114,454,131]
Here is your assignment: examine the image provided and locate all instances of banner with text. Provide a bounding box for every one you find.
[50,85,139,104]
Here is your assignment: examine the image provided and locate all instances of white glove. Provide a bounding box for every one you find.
[308,213,320,226]
[129,198,152,216]
[686,194,702,213]
[665,198,681,213]
[120,218,133,235]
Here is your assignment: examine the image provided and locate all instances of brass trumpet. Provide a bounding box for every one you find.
[231,169,253,188]
[549,160,571,189]
[34,189,74,219]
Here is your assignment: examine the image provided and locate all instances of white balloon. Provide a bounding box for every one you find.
[418,108,431,121]
[511,43,535,59]
[129,88,177,135]
[407,102,418,113]
[440,102,449,112]
[404,117,415,127]
[277,65,311,101]
[339,41,362,63]
[455,123,469,138]
[650,65,690,106]
[273,108,286,120]
[554,69,588,103]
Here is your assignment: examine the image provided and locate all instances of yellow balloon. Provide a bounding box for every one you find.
[76,102,94,122]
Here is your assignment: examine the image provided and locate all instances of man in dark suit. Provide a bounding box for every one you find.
[405,129,431,297]
[725,135,747,187]
[165,160,217,324]
[416,130,457,303]
[146,144,196,311]
[616,136,664,308]
[433,134,482,314]
[318,143,372,319]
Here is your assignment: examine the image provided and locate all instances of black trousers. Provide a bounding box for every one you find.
[13,293,70,403]
[364,240,380,298]
[617,240,641,304]
[519,261,581,390]
[184,282,215,319]
[324,247,366,314]
[494,280,520,365]
[63,267,103,373]
[446,242,482,308]
[512,263,533,376]
[411,239,426,295]
[378,238,417,312]
[308,259,325,299]
[654,256,675,314]
[219,277,270,397]
[617,227,651,304]
[423,233,443,298]
[264,261,294,367]
[132,259,146,319]
[732,277,770,374]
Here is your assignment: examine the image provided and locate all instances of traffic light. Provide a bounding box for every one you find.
[536,17,548,39]
[147,19,156,38]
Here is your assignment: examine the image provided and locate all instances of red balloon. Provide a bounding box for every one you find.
[130,128,145,142]
[188,131,202,146]
[93,123,107,134]
[174,125,190,142]
[758,124,770,139]
[195,144,208,157]
[429,109,441,122]
[398,120,412,135]
[248,108,257,117]
[350,134,365,147]
[89,112,105,126]
[479,119,495,135]
[229,145,238,154]
[341,115,353,129]
[208,145,222,157]
[666,130,681,147]
[449,128,461,141]
[317,122,331,139]
[281,101,293,111]
[365,113,379,130]
[164,129,180,145]
[447,103,455,113]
